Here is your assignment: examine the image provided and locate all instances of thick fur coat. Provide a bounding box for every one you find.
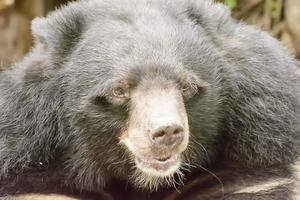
[0,0,299,199]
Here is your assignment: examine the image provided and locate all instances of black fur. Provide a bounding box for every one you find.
[0,0,299,199]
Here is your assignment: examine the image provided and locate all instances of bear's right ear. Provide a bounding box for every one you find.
[31,6,86,64]
[31,17,50,46]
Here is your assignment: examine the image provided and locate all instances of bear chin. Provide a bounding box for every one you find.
[126,154,184,191]
[130,165,184,191]
[135,154,181,177]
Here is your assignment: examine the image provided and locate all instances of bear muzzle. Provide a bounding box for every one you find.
[120,86,189,176]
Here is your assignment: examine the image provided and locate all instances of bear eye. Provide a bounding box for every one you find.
[181,84,190,93]
[112,86,129,99]
[180,83,200,98]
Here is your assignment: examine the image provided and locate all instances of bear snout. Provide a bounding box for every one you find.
[150,124,185,149]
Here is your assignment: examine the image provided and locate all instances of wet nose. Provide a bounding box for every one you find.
[150,124,184,148]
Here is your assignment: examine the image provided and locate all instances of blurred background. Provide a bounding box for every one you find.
[0,0,300,70]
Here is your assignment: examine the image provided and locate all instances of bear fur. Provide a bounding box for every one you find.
[0,0,299,199]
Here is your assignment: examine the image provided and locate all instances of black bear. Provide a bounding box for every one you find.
[0,0,299,199]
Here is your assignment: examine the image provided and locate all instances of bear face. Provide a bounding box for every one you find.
[0,0,299,196]
[41,1,223,191]
[63,29,221,190]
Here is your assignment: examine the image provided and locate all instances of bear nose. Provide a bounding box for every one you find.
[150,124,184,148]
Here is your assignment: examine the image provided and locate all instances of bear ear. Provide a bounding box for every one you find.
[31,17,50,46]
[184,1,232,35]
[31,6,86,64]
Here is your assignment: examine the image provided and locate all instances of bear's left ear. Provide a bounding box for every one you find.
[31,5,86,64]
[184,0,232,36]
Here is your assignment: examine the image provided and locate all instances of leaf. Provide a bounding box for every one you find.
[224,0,237,10]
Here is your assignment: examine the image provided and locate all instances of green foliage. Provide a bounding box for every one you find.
[271,0,280,18]
[224,0,237,9]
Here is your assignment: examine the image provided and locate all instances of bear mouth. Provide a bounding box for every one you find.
[135,154,181,177]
